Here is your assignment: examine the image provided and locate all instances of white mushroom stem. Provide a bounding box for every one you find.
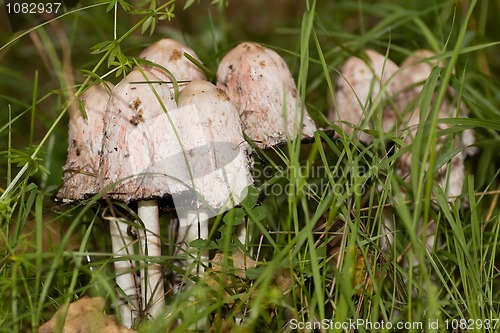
[177,209,210,331]
[137,199,164,319]
[236,223,248,249]
[177,210,210,276]
[109,219,139,328]
[101,69,177,322]
[172,80,253,330]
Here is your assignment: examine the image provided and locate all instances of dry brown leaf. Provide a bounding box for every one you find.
[211,250,258,278]
[351,249,374,295]
[209,313,235,333]
[39,296,136,333]
[205,250,258,299]
[205,251,294,303]
[272,268,293,295]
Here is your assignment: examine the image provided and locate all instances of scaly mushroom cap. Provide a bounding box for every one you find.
[138,38,206,89]
[390,50,475,200]
[391,49,476,153]
[399,49,443,95]
[177,80,253,210]
[56,82,114,203]
[387,49,471,124]
[100,68,177,203]
[216,42,317,149]
[329,49,400,143]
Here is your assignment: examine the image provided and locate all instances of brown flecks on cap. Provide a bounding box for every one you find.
[130,109,144,125]
[170,49,183,61]
[131,98,141,110]
[216,88,231,102]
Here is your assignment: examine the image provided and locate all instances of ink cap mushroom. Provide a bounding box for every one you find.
[139,39,250,292]
[383,49,451,133]
[380,50,476,261]
[148,79,252,331]
[54,82,141,328]
[174,79,253,272]
[387,49,476,201]
[396,49,476,155]
[328,49,400,143]
[216,42,317,149]
[100,68,178,324]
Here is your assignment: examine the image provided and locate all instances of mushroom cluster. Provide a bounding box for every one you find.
[57,39,319,327]
[329,49,476,258]
[329,49,476,200]
[387,50,476,199]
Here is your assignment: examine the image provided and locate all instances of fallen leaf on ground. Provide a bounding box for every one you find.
[211,250,258,278]
[39,296,136,333]
[205,250,293,301]
[205,250,258,301]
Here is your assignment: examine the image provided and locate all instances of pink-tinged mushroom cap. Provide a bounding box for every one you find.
[100,68,177,203]
[176,80,253,211]
[56,82,114,202]
[384,49,448,131]
[392,49,476,154]
[399,49,443,95]
[139,38,206,90]
[216,42,317,149]
[329,49,400,143]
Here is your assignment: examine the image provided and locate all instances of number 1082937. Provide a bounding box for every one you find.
[6,2,62,14]
[445,319,499,331]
